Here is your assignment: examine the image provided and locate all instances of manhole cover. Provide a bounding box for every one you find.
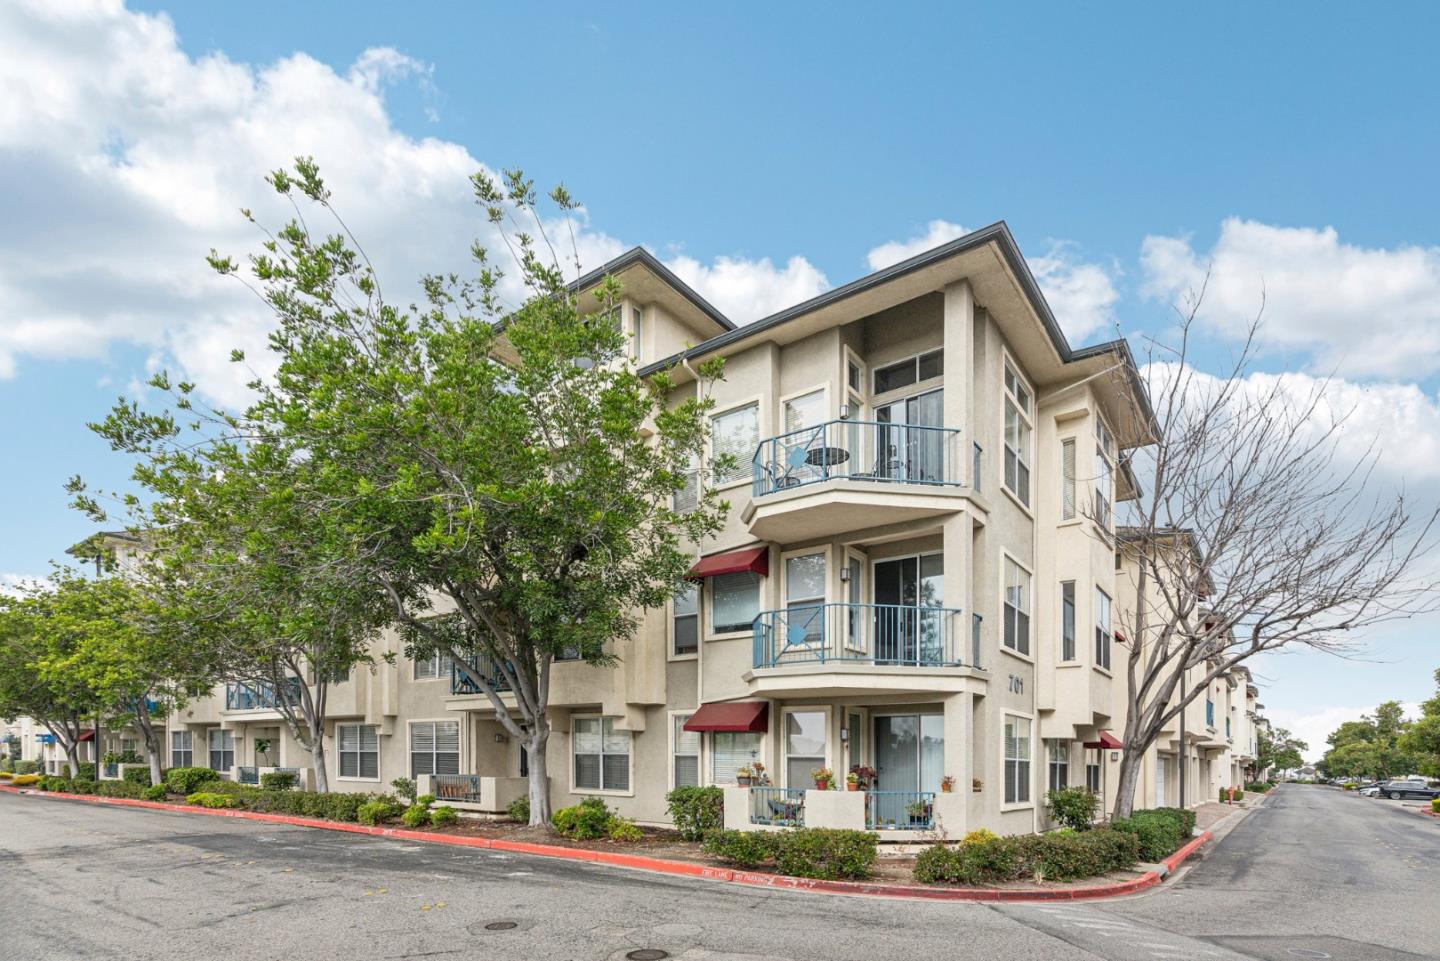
[484,921,518,931]
[626,952,669,961]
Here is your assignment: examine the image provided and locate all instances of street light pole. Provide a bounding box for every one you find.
[1179,699,1187,809]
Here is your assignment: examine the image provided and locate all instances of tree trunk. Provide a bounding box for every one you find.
[134,705,164,786]
[65,743,79,779]
[1111,748,1146,819]
[525,721,551,827]
[307,712,329,793]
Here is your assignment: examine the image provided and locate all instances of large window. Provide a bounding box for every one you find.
[1003,363,1033,507]
[409,720,460,778]
[783,389,826,433]
[784,710,827,788]
[207,729,234,772]
[712,731,763,785]
[673,715,700,788]
[1004,715,1032,805]
[338,724,379,779]
[1061,581,1077,661]
[1061,438,1077,520]
[673,457,700,513]
[711,403,758,485]
[1095,588,1112,671]
[1095,417,1115,529]
[171,730,193,768]
[631,306,643,361]
[573,717,630,792]
[1047,739,1070,793]
[1003,557,1031,656]
[673,583,699,656]
[711,570,761,634]
[1086,758,1102,795]
[785,552,826,647]
[874,349,942,394]
[413,652,454,681]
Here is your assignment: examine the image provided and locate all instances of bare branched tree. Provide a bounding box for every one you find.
[1102,283,1440,818]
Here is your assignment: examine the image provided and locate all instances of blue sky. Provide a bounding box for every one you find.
[4,1,1440,756]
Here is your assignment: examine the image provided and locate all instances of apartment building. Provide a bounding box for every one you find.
[54,223,1265,835]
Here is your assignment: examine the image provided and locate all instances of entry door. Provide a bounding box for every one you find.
[873,554,944,664]
[873,715,945,826]
[874,389,943,482]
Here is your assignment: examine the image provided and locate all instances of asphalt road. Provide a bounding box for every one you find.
[1,785,1436,961]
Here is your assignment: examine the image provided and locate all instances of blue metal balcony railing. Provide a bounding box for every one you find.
[866,791,936,831]
[753,603,966,670]
[749,787,806,827]
[752,419,963,498]
[450,655,514,696]
[237,766,259,785]
[225,677,303,711]
[434,773,484,803]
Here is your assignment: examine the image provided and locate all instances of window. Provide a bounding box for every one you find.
[409,720,460,778]
[1047,739,1070,792]
[1061,438,1077,520]
[1095,417,1115,529]
[1003,557,1031,656]
[121,737,137,755]
[711,403,758,485]
[413,652,454,681]
[1115,550,1124,571]
[1086,758,1102,795]
[673,583,699,656]
[207,729,234,772]
[338,724,379,779]
[711,570,761,635]
[673,457,700,513]
[573,717,630,792]
[171,730,193,768]
[631,306,643,361]
[1094,588,1112,671]
[785,552,826,647]
[783,389,826,434]
[784,710,827,788]
[1003,363,1032,506]
[673,715,700,788]
[847,358,862,393]
[873,349,943,394]
[712,731,763,785]
[1004,715,1031,805]
[1061,581,1076,661]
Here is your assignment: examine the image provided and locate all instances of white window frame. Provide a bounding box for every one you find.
[1060,580,1077,662]
[781,705,831,789]
[412,651,454,682]
[1002,712,1034,808]
[669,582,699,661]
[570,715,633,796]
[781,547,829,645]
[1094,587,1113,673]
[708,568,763,639]
[1002,356,1034,510]
[669,710,702,790]
[709,398,762,490]
[207,728,234,773]
[336,723,381,782]
[1094,413,1115,531]
[1061,436,1077,522]
[171,729,193,768]
[843,345,867,414]
[1001,552,1033,660]
[630,304,643,362]
[408,719,461,779]
[1047,738,1070,793]
[843,548,868,653]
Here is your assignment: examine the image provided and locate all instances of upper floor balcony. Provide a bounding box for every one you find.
[450,653,513,697]
[744,419,968,541]
[224,677,303,713]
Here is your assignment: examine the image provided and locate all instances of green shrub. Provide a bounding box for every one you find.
[552,797,614,840]
[71,778,98,795]
[14,760,39,775]
[1151,806,1197,837]
[390,777,417,804]
[166,766,221,795]
[0,758,12,773]
[771,828,877,880]
[259,771,298,791]
[401,803,432,829]
[608,817,644,842]
[702,829,781,868]
[1243,781,1272,793]
[143,784,168,802]
[1110,811,1183,861]
[1219,786,1245,802]
[1431,798,1440,814]
[665,786,725,841]
[429,805,458,827]
[1046,787,1099,831]
[122,766,154,787]
[913,827,1140,885]
[186,791,239,809]
[91,780,147,799]
[506,795,530,824]
[357,797,404,826]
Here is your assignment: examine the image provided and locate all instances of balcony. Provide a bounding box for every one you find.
[450,654,513,697]
[744,419,966,541]
[224,678,303,713]
[725,786,962,840]
[754,602,969,670]
[421,773,533,815]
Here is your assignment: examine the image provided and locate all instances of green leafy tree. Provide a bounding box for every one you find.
[1319,700,1416,780]
[82,161,727,823]
[1255,726,1307,777]
[1398,669,1440,777]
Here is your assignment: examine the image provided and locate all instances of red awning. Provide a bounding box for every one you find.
[684,702,769,733]
[77,729,96,742]
[1084,730,1123,750]
[688,546,768,580]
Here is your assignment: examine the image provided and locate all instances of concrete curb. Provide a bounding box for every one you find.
[0,785,1210,903]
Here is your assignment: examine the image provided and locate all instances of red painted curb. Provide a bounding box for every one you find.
[0,785,1188,902]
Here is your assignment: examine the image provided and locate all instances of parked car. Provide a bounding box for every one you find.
[1376,780,1440,800]
[1358,784,1382,797]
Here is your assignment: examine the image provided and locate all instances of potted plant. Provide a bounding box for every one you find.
[845,771,861,791]
[752,761,769,785]
[811,767,835,791]
[849,764,877,790]
[940,775,956,794]
[906,799,933,824]
[736,764,755,787]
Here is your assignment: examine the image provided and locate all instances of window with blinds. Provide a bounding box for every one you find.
[207,728,234,772]
[1005,715,1032,805]
[1061,580,1077,661]
[673,715,700,788]
[711,570,760,634]
[1095,588,1113,671]
[783,389,825,433]
[711,403,758,485]
[1061,438,1077,520]
[410,720,460,777]
[572,717,630,792]
[413,652,454,681]
[673,583,698,656]
[711,731,762,785]
[1047,739,1070,792]
[1003,557,1031,655]
[339,724,379,779]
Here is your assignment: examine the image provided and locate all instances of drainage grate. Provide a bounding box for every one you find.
[626,952,669,961]
[484,921,518,931]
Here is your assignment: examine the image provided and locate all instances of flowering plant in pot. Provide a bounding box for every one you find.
[940,775,956,793]
[848,765,877,790]
[736,764,755,787]
[811,767,835,790]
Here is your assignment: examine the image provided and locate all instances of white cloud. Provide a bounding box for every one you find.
[664,254,829,326]
[0,573,42,599]
[865,220,969,271]
[1140,218,1440,379]
[1267,702,1421,763]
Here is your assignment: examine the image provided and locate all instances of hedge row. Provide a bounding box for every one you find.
[914,827,1142,885]
[1109,808,1193,862]
[703,828,878,880]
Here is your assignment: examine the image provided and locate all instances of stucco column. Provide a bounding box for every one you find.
[942,280,974,478]
[942,512,973,665]
[942,691,971,835]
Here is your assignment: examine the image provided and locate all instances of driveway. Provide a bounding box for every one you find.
[1,785,1436,961]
